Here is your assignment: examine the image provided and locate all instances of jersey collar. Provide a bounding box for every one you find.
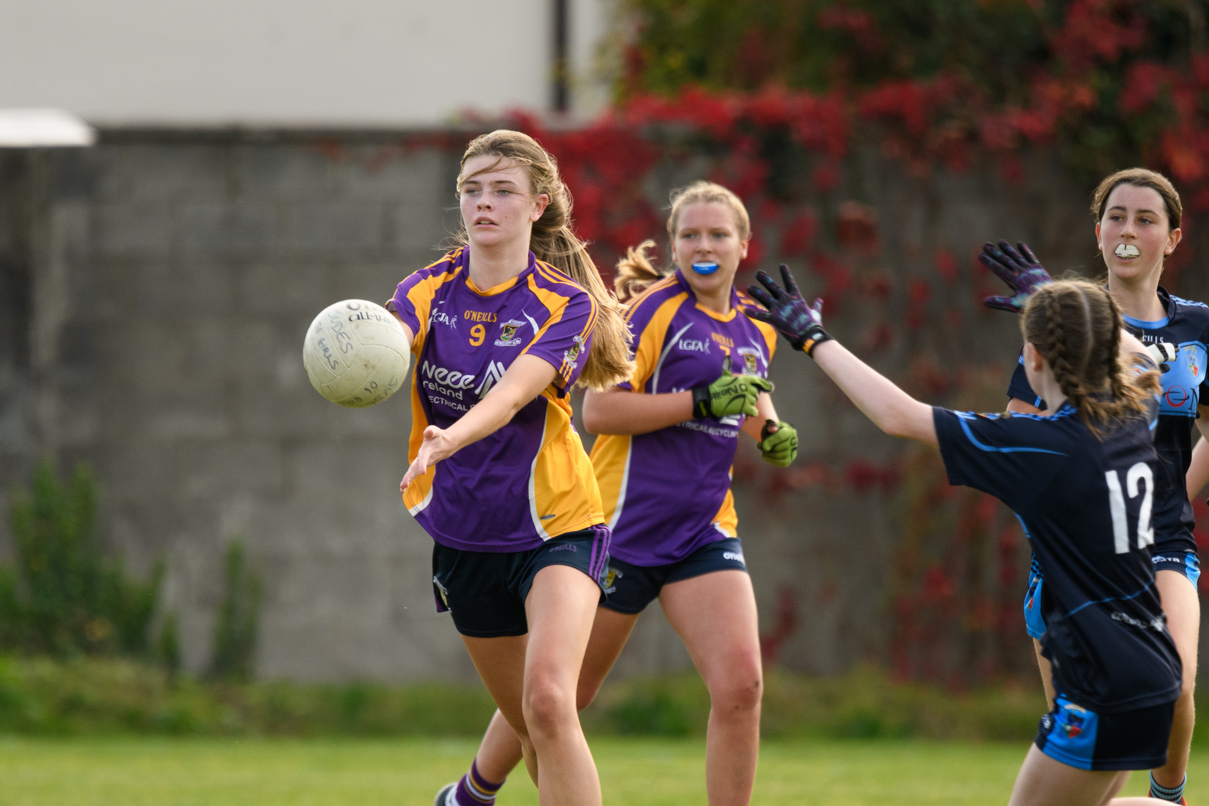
[673,269,739,322]
[462,249,537,297]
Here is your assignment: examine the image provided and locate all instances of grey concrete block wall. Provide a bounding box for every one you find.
[4,131,1203,683]
[0,134,479,683]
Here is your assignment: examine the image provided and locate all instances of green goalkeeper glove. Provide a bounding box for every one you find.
[691,371,774,420]
[757,419,798,467]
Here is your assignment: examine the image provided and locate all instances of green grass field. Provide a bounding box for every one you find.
[1,737,1196,805]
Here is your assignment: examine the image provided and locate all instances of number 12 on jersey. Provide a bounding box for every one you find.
[1105,462,1155,554]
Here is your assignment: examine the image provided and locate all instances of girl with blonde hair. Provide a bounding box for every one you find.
[437,181,797,806]
[387,129,632,806]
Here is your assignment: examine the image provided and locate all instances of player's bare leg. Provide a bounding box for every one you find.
[522,564,603,806]
[1008,744,1168,806]
[1151,569,1199,797]
[459,633,534,780]
[660,569,762,806]
[454,607,639,802]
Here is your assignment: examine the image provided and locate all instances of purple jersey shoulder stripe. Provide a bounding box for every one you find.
[622,274,680,323]
[387,248,465,348]
[532,261,602,338]
[525,262,598,389]
[619,280,691,392]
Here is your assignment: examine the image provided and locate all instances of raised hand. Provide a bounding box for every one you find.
[979,240,1053,313]
[757,419,798,467]
[747,264,831,355]
[692,371,774,420]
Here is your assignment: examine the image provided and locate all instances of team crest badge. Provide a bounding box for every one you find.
[432,576,451,610]
[736,345,762,376]
[603,566,622,595]
[564,335,583,368]
[1188,348,1200,378]
[495,319,525,347]
[1060,703,1087,738]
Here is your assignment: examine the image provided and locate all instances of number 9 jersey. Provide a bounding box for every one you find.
[387,247,605,552]
[933,401,1181,713]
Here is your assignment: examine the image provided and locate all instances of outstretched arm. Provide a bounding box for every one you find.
[747,265,936,447]
[401,354,556,491]
[811,341,937,446]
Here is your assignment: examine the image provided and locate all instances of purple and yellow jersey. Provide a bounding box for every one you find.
[591,270,778,566]
[387,247,604,552]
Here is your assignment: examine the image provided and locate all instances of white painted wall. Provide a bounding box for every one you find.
[0,0,614,125]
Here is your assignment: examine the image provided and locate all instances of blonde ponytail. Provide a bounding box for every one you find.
[614,240,668,303]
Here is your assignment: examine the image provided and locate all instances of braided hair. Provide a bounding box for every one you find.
[1021,280,1159,434]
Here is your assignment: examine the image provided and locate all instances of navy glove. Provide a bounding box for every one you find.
[747,264,832,356]
[979,240,1053,313]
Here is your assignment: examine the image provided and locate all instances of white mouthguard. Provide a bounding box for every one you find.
[1115,244,1140,259]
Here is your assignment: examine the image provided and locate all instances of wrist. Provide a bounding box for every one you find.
[760,419,780,441]
[691,385,712,419]
[801,328,833,357]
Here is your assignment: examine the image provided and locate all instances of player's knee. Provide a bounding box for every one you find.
[710,669,763,715]
[523,679,576,735]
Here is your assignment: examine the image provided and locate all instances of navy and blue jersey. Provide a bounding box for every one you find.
[934,404,1181,713]
[1007,287,1209,553]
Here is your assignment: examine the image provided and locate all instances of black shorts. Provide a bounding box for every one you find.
[1034,694,1174,771]
[431,525,611,638]
[601,537,749,615]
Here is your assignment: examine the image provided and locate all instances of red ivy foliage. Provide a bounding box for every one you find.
[457,0,1209,683]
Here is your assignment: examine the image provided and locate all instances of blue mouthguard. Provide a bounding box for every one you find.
[691,262,719,275]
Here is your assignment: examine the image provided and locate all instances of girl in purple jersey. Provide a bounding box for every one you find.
[987,169,1204,805]
[751,270,1178,806]
[436,182,796,806]
[389,130,633,806]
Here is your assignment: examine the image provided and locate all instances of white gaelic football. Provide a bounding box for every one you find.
[303,300,411,408]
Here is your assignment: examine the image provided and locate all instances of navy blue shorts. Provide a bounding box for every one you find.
[1151,549,1200,586]
[431,525,611,638]
[601,537,748,615]
[1035,694,1174,771]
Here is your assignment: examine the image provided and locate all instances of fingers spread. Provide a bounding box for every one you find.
[747,284,776,308]
[778,264,802,299]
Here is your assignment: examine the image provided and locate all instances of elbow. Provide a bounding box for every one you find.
[581,408,603,435]
[881,416,913,440]
[878,406,922,441]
